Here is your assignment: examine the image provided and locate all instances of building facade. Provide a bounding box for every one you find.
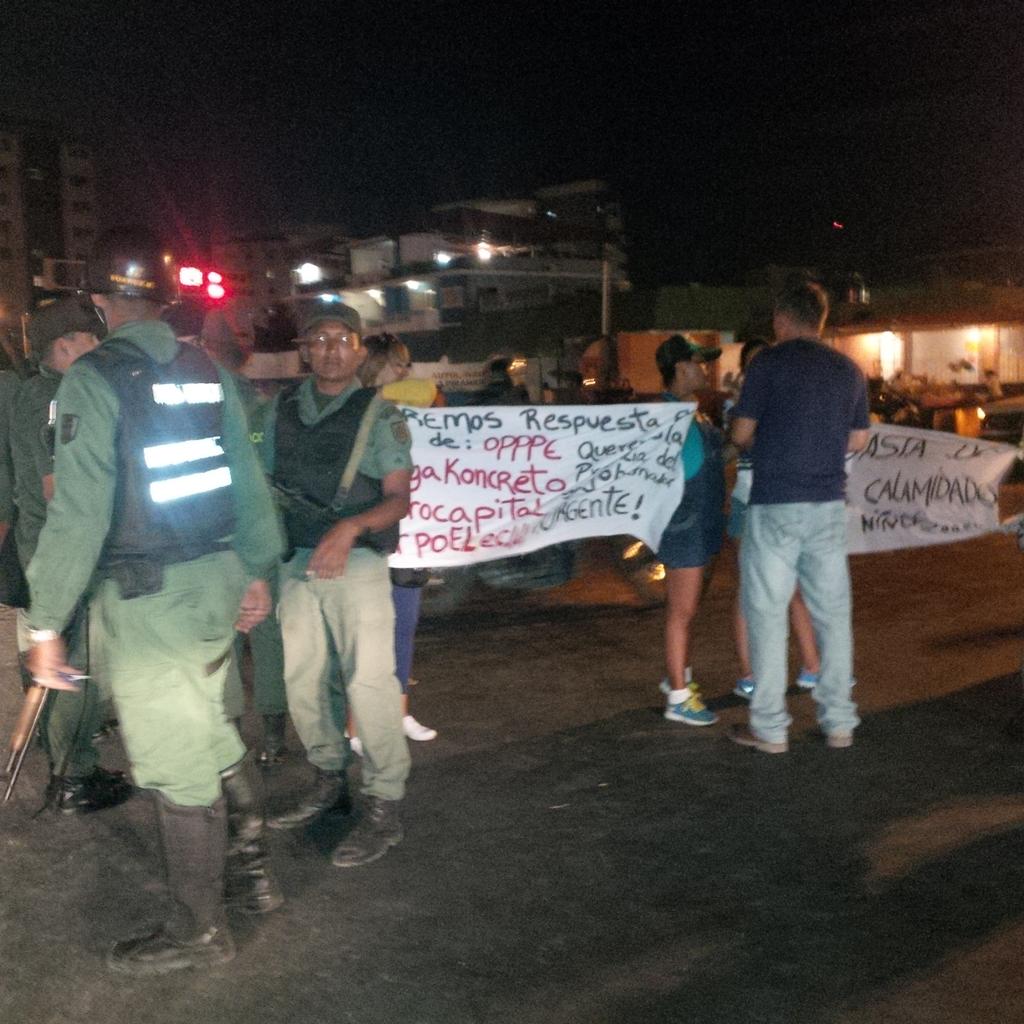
[0,122,98,344]
[214,181,627,360]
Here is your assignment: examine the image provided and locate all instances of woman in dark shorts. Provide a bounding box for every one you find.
[654,335,726,726]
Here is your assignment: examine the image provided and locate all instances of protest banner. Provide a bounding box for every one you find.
[845,424,1018,555]
[390,403,691,568]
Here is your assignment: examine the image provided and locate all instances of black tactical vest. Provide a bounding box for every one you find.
[82,339,236,568]
[272,384,398,554]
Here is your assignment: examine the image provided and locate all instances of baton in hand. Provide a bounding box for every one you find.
[3,684,51,803]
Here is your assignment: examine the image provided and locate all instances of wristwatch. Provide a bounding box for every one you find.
[27,628,59,646]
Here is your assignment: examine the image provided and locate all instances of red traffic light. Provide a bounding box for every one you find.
[178,266,228,302]
[205,270,226,301]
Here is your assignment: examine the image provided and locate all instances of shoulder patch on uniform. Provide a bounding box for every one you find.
[60,414,79,444]
[391,419,412,445]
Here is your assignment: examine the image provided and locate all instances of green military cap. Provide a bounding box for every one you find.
[26,294,106,360]
[297,300,362,338]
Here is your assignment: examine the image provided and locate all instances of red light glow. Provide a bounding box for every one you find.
[832,221,845,230]
[179,266,203,287]
[206,283,226,300]
[206,271,223,285]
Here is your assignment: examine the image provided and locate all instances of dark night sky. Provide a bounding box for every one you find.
[2,0,1023,286]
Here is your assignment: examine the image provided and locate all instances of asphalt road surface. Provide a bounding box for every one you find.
[3,508,1024,1024]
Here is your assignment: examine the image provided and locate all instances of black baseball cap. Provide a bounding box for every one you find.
[655,334,722,385]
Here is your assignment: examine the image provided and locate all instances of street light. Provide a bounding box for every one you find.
[296,262,323,285]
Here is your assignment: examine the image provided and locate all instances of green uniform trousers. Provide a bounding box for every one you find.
[16,606,104,777]
[278,548,409,801]
[224,572,288,721]
[90,550,247,807]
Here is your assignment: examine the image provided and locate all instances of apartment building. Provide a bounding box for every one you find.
[0,122,98,337]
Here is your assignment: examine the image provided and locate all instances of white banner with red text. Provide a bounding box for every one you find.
[389,404,690,567]
[845,424,1018,555]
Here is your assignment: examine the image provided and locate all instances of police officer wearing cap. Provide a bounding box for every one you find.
[25,227,285,975]
[11,295,133,812]
[258,302,412,866]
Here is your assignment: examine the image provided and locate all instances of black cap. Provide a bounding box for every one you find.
[86,226,175,303]
[161,298,206,340]
[657,334,722,365]
[26,294,105,359]
[655,334,722,385]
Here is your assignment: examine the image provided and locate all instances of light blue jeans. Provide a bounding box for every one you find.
[741,501,859,744]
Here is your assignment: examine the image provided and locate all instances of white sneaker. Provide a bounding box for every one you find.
[348,735,364,758]
[403,715,437,742]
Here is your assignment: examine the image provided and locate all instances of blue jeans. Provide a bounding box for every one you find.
[392,584,422,695]
[740,501,859,744]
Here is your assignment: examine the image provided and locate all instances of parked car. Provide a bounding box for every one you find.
[978,394,1024,445]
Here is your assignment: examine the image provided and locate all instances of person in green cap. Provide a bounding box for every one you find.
[258,300,412,867]
[11,294,133,813]
[25,226,285,976]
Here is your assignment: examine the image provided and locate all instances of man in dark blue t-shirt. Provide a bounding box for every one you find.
[728,280,869,754]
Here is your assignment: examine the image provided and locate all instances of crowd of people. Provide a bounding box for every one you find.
[653,278,869,756]
[0,225,869,977]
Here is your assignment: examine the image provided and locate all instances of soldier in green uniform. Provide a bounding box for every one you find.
[160,298,290,760]
[11,295,132,812]
[26,227,285,976]
[0,368,21,596]
[258,302,413,867]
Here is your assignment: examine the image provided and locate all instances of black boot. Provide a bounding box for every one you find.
[330,796,403,868]
[220,758,284,914]
[107,795,235,976]
[266,767,351,830]
[257,713,287,767]
[47,766,133,814]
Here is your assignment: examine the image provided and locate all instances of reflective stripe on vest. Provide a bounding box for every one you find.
[150,465,232,504]
[80,338,237,566]
[152,382,224,406]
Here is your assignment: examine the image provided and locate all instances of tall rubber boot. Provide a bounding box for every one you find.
[220,758,284,914]
[107,794,235,976]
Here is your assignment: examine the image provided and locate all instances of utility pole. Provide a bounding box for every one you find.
[601,244,612,336]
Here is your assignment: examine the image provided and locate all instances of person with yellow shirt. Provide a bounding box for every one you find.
[358,334,440,745]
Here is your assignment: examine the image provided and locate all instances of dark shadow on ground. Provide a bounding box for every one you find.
[5,673,1024,1023]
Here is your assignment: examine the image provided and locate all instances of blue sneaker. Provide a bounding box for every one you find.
[664,687,718,726]
[796,669,819,690]
[733,676,756,700]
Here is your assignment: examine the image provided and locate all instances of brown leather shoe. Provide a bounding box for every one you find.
[728,724,788,754]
